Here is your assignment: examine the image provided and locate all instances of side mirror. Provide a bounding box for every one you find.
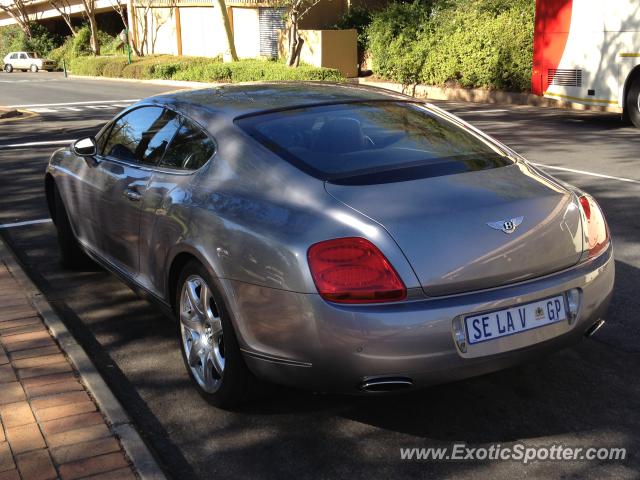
[73,137,97,157]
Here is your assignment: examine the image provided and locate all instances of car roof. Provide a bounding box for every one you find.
[146,82,417,120]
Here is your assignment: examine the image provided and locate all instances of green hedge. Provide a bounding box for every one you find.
[49,27,119,69]
[368,0,535,91]
[69,55,345,83]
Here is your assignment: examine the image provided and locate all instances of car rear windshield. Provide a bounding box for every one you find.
[236,102,513,185]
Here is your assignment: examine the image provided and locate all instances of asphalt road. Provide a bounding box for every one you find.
[1,71,639,479]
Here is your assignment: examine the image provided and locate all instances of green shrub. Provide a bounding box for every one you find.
[101,57,129,77]
[49,27,118,69]
[367,2,432,84]
[69,55,344,83]
[71,26,117,58]
[367,0,535,91]
[0,25,26,59]
[69,55,117,76]
[334,5,374,54]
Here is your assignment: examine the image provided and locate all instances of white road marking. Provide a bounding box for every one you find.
[0,79,56,84]
[456,109,509,114]
[29,107,58,113]
[0,139,73,149]
[6,101,133,115]
[2,99,140,108]
[0,218,52,229]
[532,162,640,185]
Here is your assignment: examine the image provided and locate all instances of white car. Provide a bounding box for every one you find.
[3,51,56,73]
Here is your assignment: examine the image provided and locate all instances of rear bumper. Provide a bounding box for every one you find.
[225,247,614,393]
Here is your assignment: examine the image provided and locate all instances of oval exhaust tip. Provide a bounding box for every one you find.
[360,377,414,393]
[585,319,605,338]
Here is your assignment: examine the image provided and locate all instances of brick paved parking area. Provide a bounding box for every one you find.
[0,263,137,480]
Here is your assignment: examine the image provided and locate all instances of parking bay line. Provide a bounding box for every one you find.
[456,108,509,114]
[0,218,52,229]
[532,162,640,185]
[2,99,140,109]
[0,140,74,149]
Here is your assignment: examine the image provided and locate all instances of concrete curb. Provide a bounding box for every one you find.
[0,237,168,480]
[352,78,623,113]
[68,73,623,112]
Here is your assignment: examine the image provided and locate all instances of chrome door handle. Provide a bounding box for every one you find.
[124,189,142,202]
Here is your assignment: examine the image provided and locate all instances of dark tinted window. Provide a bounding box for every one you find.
[237,102,512,184]
[141,110,181,165]
[160,118,215,170]
[102,107,180,165]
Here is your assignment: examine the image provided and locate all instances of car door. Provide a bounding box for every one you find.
[86,106,182,276]
[138,115,216,296]
[17,53,27,69]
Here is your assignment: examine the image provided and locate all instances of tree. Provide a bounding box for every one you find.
[48,0,76,36]
[79,0,100,54]
[0,0,33,37]
[281,0,324,67]
[109,0,141,56]
[150,6,174,54]
[212,0,237,62]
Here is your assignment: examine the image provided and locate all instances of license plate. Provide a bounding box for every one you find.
[465,295,567,345]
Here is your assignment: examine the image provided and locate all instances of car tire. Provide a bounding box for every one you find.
[176,260,258,408]
[53,186,93,270]
[3,64,12,73]
[30,64,38,73]
[625,73,640,128]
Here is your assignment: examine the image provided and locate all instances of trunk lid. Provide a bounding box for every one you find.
[325,163,584,296]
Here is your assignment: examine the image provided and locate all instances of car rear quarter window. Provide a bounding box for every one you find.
[236,102,512,185]
[102,106,180,165]
[160,118,215,171]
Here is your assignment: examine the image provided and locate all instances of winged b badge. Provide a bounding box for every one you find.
[487,216,524,234]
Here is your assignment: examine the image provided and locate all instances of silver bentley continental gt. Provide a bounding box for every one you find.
[44,83,614,407]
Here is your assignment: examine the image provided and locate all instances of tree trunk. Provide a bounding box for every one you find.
[213,0,237,62]
[87,11,100,55]
[63,17,77,36]
[49,2,76,37]
[286,12,302,67]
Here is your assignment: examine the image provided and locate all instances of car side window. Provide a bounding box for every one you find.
[101,106,179,165]
[10,53,18,59]
[160,117,215,170]
[19,53,27,59]
[140,109,181,165]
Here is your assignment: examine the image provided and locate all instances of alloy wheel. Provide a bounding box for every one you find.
[179,275,225,393]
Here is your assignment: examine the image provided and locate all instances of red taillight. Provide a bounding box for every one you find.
[578,195,609,259]
[307,237,407,304]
